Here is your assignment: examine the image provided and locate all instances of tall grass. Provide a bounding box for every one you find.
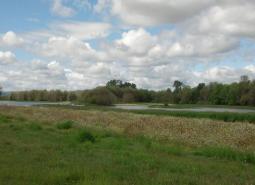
[131,109,255,123]
[1,106,255,151]
[41,104,255,123]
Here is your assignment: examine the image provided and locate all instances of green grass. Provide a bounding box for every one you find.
[42,104,255,123]
[0,113,255,185]
[56,120,75,130]
[149,104,255,110]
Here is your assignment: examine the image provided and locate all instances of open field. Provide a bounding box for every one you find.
[0,106,255,184]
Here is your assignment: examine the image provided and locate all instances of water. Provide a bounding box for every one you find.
[1,101,254,113]
[115,104,255,113]
[0,101,69,107]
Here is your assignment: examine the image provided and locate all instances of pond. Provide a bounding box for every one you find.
[114,104,255,113]
[0,101,69,107]
[1,101,254,113]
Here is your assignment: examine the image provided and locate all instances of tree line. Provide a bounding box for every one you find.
[0,75,254,106]
[0,90,77,102]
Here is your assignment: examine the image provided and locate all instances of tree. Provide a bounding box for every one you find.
[173,80,183,92]
[240,75,249,83]
[83,87,117,106]
[106,79,136,89]
[0,85,2,96]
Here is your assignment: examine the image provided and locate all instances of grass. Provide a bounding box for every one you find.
[149,103,255,110]
[76,130,96,143]
[56,120,75,130]
[1,106,255,150]
[0,111,255,185]
[131,109,255,123]
[41,104,255,123]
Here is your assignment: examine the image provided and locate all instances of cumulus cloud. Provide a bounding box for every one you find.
[51,0,76,17]
[2,0,255,91]
[0,51,17,64]
[0,31,24,48]
[31,36,97,61]
[116,28,156,55]
[187,2,255,39]
[98,0,213,26]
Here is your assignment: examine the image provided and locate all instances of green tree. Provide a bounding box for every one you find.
[83,87,117,106]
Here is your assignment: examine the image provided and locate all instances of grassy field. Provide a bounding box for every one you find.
[0,106,255,184]
[149,103,255,110]
[43,104,255,123]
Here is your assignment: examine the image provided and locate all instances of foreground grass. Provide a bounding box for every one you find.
[1,106,255,150]
[0,112,255,185]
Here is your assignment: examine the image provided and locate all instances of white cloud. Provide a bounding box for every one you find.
[2,0,255,91]
[0,51,17,64]
[51,21,112,40]
[51,0,76,17]
[116,28,156,55]
[187,2,255,39]
[109,0,213,26]
[94,0,111,13]
[166,34,239,57]
[24,21,111,41]
[32,36,97,60]
[0,31,24,48]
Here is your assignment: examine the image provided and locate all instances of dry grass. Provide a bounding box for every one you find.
[1,106,255,151]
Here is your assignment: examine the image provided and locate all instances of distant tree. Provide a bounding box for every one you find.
[106,79,123,87]
[68,92,77,101]
[173,80,183,92]
[106,79,136,89]
[83,87,117,106]
[180,86,192,104]
[162,88,173,106]
[240,75,249,83]
[0,85,2,96]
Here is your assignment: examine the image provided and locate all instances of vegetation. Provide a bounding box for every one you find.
[1,106,255,150]
[1,75,255,107]
[0,106,255,185]
[80,87,117,106]
[131,109,255,123]
[1,89,78,102]
[42,103,255,124]
[56,120,75,130]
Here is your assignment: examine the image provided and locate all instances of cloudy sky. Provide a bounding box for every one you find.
[0,0,255,91]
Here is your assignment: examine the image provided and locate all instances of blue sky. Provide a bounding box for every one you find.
[0,0,255,91]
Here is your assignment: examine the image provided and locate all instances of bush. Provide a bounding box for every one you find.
[83,87,117,106]
[76,130,95,143]
[57,121,74,130]
[28,123,42,131]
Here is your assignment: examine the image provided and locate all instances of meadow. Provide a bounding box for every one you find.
[0,106,255,185]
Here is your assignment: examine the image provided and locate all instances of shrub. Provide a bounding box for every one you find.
[76,130,95,143]
[57,121,74,130]
[82,87,117,106]
[28,123,42,131]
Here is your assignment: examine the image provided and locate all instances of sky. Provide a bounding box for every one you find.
[0,0,255,91]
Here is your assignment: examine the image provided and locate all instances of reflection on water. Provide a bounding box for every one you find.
[0,101,254,113]
[115,104,255,113]
[0,101,68,107]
